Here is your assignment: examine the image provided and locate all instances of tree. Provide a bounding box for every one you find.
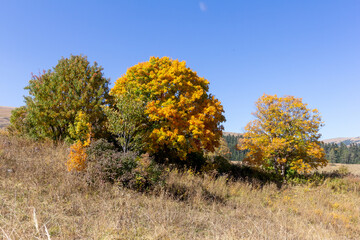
[110,56,225,161]
[66,111,92,171]
[206,137,231,160]
[103,93,148,153]
[223,134,247,161]
[12,55,111,141]
[238,94,327,178]
[327,148,337,163]
[68,110,92,142]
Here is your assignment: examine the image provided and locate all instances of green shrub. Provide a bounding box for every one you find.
[120,154,164,192]
[8,106,31,136]
[287,172,326,186]
[201,156,232,175]
[337,165,350,176]
[86,139,164,192]
[152,150,207,172]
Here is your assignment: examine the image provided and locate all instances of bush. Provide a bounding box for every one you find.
[201,156,232,175]
[85,139,164,192]
[326,177,360,193]
[7,106,30,136]
[337,165,350,176]
[67,140,88,171]
[121,154,164,192]
[286,172,326,186]
[152,150,207,172]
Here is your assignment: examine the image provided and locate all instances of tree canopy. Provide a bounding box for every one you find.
[103,93,147,153]
[238,94,327,177]
[10,55,111,141]
[110,56,226,160]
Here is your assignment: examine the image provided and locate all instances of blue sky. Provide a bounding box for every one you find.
[0,0,359,139]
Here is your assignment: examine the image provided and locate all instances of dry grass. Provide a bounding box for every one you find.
[320,163,360,176]
[1,133,360,239]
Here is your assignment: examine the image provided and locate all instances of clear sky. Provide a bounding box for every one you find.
[0,0,359,139]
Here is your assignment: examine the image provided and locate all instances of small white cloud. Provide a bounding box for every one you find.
[199,2,207,12]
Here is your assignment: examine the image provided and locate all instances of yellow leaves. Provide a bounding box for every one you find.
[67,130,91,172]
[69,110,92,142]
[289,159,312,174]
[239,94,327,176]
[110,56,225,160]
[177,135,186,144]
[67,140,87,171]
[67,111,92,171]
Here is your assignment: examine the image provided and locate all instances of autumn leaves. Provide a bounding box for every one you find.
[111,57,225,160]
[110,57,326,177]
[238,94,327,177]
[12,55,327,178]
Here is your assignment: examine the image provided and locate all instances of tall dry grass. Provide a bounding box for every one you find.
[1,133,360,239]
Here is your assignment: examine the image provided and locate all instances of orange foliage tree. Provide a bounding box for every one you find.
[238,94,327,178]
[67,111,92,171]
[110,57,225,161]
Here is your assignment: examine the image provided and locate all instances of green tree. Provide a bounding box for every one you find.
[103,93,148,153]
[11,55,111,141]
[322,142,360,164]
[327,148,337,163]
[223,134,247,161]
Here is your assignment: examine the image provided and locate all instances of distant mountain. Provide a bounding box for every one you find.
[322,137,360,146]
[223,132,242,137]
[0,106,15,129]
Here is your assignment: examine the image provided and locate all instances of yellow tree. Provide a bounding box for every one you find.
[67,111,92,171]
[110,56,225,161]
[238,94,327,178]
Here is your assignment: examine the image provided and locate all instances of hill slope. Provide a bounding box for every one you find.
[322,137,360,145]
[1,134,360,239]
[0,106,15,128]
[223,132,242,137]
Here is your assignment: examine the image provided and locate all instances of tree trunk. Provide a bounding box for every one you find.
[281,163,286,182]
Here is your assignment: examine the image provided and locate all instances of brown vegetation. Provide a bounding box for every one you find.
[320,163,360,176]
[1,133,360,239]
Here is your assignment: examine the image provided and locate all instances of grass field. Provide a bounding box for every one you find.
[1,133,360,239]
[0,106,14,129]
[321,163,360,176]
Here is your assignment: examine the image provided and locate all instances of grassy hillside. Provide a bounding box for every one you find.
[323,137,360,145]
[1,133,360,239]
[0,106,14,129]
